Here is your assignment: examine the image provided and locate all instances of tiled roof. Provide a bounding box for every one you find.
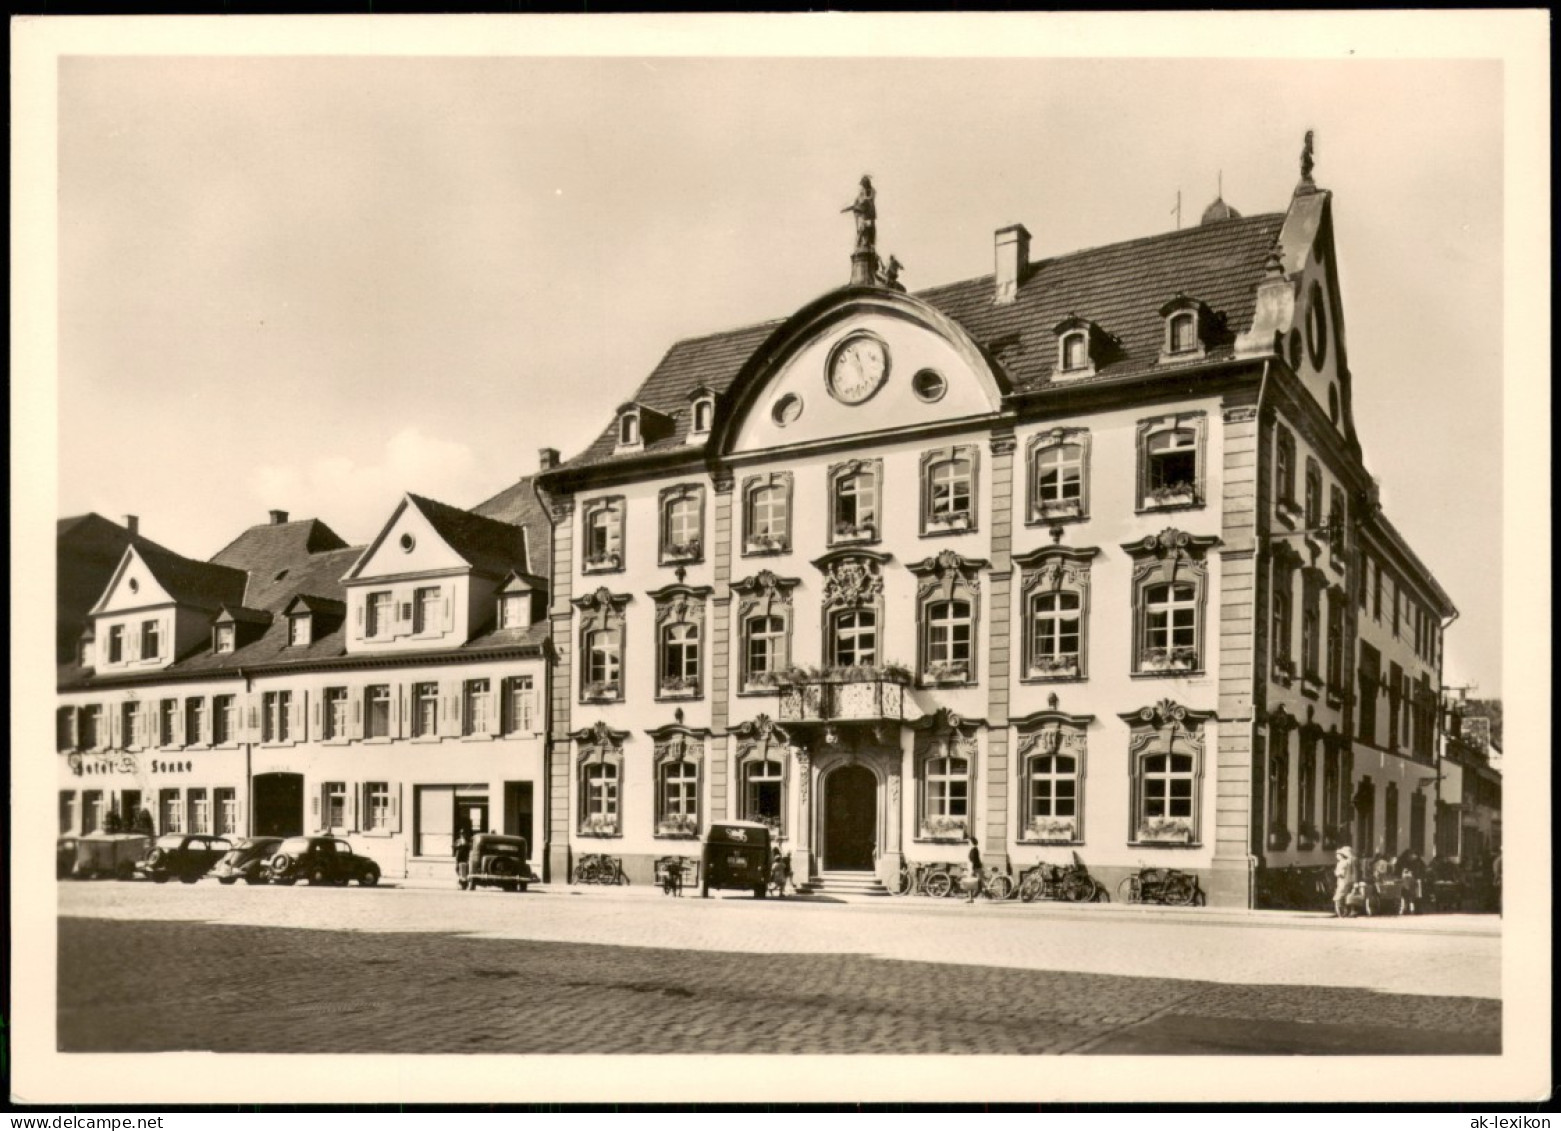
[407,493,531,579]
[214,605,273,626]
[134,543,249,613]
[471,475,552,575]
[57,513,179,655]
[244,545,363,612]
[558,213,1286,473]
[209,518,350,604]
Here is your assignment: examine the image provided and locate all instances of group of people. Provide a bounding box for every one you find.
[1331,844,1499,917]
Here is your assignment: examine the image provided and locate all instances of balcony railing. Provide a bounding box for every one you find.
[778,676,908,723]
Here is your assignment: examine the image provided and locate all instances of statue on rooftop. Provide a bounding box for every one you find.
[842,175,877,253]
[882,255,903,288]
[1300,130,1316,185]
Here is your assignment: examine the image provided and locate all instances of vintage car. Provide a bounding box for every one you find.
[700,820,772,899]
[266,836,382,887]
[210,836,285,885]
[136,834,234,883]
[72,833,153,880]
[462,834,533,893]
[58,836,80,879]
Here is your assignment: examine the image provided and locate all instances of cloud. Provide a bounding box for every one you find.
[247,428,484,542]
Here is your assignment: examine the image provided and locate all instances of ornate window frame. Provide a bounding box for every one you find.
[1052,314,1105,380]
[573,587,631,704]
[815,549,890,669]
[581,496,626,575]
[1014,708,1092,844]
[918,444,980,537]
[1120,699,1215,847]
[1299,566,1325,696]
[1025,427,1091,525]
[687,384,716,442]
[909,708,982,843]
[648,724,708,839]
[907,550,988,687]
[1123,528,1219,676]
[658,483,706,566]
[571,721,628,838]
[732,570,800,694]
[1157,294,1210,363]
[1303,457,1323,530]
[1296,726,1321,851]
[1016,544,1097,682]
[827,457,883,547]
[1136,412,1207,512]
[741,471,793,556]
[1274,424,1301,528]
[730,715,792,837]
[648,584,711,702]
[1270,540,1303,685]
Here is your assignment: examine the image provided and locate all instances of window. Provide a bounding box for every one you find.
[576,733,624,837]
[141,620,161,659]
[924,600,972,677]
[1029,754,1078,824]
[1325,589,1345,692]
[909,550,983,685]
[288,615,310,647]
[324,687,350,740]
[61,791,78,835]
[659,485,705,564]
[324,782,348,830]
[743,473,793,554]
[1298,733,1317,840]
[828,459,881,544]
[499,593,528,629]
[1168,312,1197,354]
[80,704,102,749]
[692,398,713,434]
[57,707,75,751]
[365,685,391,739]
[364,783,392,832]
[619,411,640,446]
[414,587,441,634]
[925,757,970,825]
[215,788,238,837]
[1275,426,1297,510]
[503,676,534,734]
[586,629,622,695]
[583,497,625,571]
[1027,429,1089,522]
[159,699,178,746]
[1357,645,1380,745]
[1387,662,1403,750]
[184,698,204,746]
[1017,718,1088,842]
[160,788,183,834]
[1032,593,1081,673]
[1271,559,1295,676]
[582,763,619,832]
[1384,782,1400,856]
[1017,546,1096,681]
[1410,790,1427,857]
[734,571,797,690]
[1125,529,1215,675]
[1328,485,1346,556]
[212,695,236,745]
[913,717,978,840]
[413,682,439,738]
[121,702,140,749]
[1060,332,1088,372]
[741,757,784,833]
[1322,740,1343,841]
[1300,573,1322,683]
[262,691,292,743]
[367,591,393,637]
[108,625,124,664]
[82,790,105,834]
[1124,701,1211,844]
[661,623,701,695]
[463,679,491,736]
[657,756,700,836]
[920,446,978,533]
[1304,459,1323,529]
[215,623,235,654]
[1137,414,1205,509]
[1266,729,1290,844]
[745,615,786,685]
[574,588,629,702]
[1373,560,1383,620]
[831,609,877,668]
[188,788,211,835]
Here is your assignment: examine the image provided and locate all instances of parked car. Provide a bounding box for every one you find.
[73,832,153,880]
[267,836,381,887]
[58,836,81,878]
[135,834,233,883]
[210,836,285,885]
[700,820,772,899]
[463,834,533,892]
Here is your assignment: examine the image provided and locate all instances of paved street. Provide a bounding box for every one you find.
[57,880,1501,1055]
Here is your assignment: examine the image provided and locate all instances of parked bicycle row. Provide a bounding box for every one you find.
[894,851,1204,906]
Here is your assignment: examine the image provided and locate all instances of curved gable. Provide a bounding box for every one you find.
[719,288,1005,457]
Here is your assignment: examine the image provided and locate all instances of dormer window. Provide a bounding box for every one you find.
[1158,295,1210,362]
[620,412,640,446]
[1052,315,1105,379]
[215,624,235,654]
[108,625,125,664]
[1061,333,1088,372]
[500,592,528,629]
[288,614,311,647]
[688,386,716,441]
[1169,313,1196,353]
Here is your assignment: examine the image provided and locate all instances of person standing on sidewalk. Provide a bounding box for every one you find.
[964,835,984,903]
[1332,844,1356,918]
[454,828,473,889]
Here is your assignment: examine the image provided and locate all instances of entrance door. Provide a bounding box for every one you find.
[503,781,533,850]
[253,773,304,837]
[823,764,877,870]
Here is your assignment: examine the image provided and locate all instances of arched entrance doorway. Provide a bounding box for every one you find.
[253,772,304,837]
[822,764,877,870]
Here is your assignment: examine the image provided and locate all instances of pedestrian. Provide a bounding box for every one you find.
[1397,849,1423,915]
[769,845,788,898]
[454,828,472,889]
[964,835,984,903]
[1332,844,1356,918]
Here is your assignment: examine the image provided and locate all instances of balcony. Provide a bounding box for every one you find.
[777,668,911,723]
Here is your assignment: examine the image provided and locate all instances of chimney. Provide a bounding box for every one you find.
[122,515,139,537]
[269,510,289,525]
[994,224,1031,304]
[538,447,560,472]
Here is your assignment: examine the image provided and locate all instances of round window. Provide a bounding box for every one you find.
[911,369,947,403]
[399,532,416,553]
[128,578,139,594]
[1305,281,1328,369]
[772,393,803,427]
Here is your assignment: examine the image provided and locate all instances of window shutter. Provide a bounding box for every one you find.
[484,682,501,737]
[172,701,184,747]
[442,595,453,632]
[391,783,403,833]
[110,705,122,749]
[142,702,156,748]
[350,693,365,741]
[247,698,262,743]
[234,793,245,837]
[443,682,458,728]
[313,787,325,833]
[288,693,305,745]
[354,602,365,640]
[348,785,360,833]
[312,697,322,732]
[396,684,409,739]
[127,629,140,661]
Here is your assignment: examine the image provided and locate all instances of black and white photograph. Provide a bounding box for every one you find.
[10,11,1550,1108]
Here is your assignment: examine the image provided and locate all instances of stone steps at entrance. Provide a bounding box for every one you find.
[799,870,892,897]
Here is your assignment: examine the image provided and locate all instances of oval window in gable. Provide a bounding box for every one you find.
[911,369,947,403]
[1305,281,1328,369]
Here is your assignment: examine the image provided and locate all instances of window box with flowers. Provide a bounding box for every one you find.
[925,512,973,534]
[1136,817,1194,845]
[744,533,789,556]
[582,681,621,703]
[1321,823,1350,852]
[579,815,620,838]
[662,539,703,565]
[1027,655,1080,681]
[1025,816,1077,844]
[919,815,969,842]
[583,551,623,574]
[1146,482,1199,510]
[1297,822,1321,852]
[1267,822,1292,852]
[1301,671,1323,699]
[1139,646,1199,674]
[922,661,970,686]
[658,676,699,700]
[1034,497,1084,522]
[1272,656,1295,687]
[655,814,699,839]
[834,520,877,543]
[1275,498,1304,530]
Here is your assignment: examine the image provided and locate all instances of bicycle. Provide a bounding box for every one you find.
[1017,852,1102,903]
[1117,865,1201,906]
[655,855,695,896]
[573,853,629,886]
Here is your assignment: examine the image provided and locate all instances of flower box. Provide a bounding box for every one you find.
[1272,657,1295,687]
[744,535,789,555]
[833,521,877,542]
[919,816,969,841]
[1297,823,1320,852]
[662,539,703,563]
[582,682,621,702]
[926,512,973,532]
[1267,823,1292,852]
[1137,818,1193,844]
[1146,484,1198,509]
[1028,655,1080,679]
[656,816,699,838]
[1034,498,1083,521]
[922,662,970,685]
[1026,817,1077,843]
[579,816,619,837]
[1275,499,1303,529]
[583,552,622,572]
[1139,647,1198,674]
[658,677,699,698]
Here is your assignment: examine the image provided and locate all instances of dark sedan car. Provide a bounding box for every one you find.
[135,834,233,883]
[267,836,381,887]
[210,836,284,885]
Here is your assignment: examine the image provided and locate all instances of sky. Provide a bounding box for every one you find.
[52,41,1508,693]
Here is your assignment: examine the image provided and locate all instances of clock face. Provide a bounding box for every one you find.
[827,334,890,405]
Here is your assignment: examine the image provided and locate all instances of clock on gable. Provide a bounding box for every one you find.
[826,332,890,405]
